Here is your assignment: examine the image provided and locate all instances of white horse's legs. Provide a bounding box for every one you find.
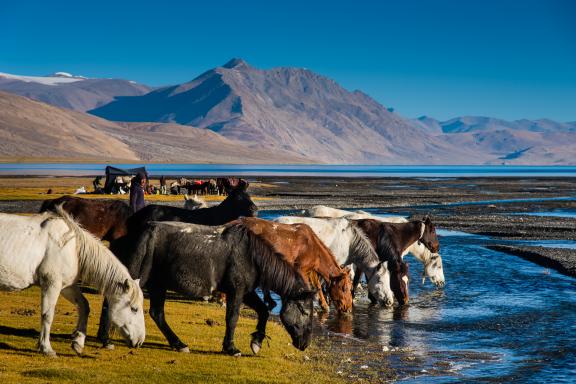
[38,281,62,357]
[61,285,90,355]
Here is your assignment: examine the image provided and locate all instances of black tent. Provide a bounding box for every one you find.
[104,166,148,193]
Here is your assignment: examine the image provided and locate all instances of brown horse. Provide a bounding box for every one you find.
[239,217,353,313]
[39,196,132,242]
[353,216,440,306]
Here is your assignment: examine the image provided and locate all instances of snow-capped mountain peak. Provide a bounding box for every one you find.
[0,71,86,85]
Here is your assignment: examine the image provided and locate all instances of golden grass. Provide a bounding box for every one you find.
[0,288,342,384]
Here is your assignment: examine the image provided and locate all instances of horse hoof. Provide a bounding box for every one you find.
[71,341,83,355]
[178,347,190,353]
[223,347,241,357]
[251,341,261,355]
[102,343,115,350]
[43,351,57,358]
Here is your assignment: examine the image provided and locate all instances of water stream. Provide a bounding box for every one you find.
[260,209,576,382]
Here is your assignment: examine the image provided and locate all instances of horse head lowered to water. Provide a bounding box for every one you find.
[238,217,353,313]
[306,206,445,288]
[0,206,145,356]
[275,216,395,307]
[100,220,315,356]
[354,217,441,305]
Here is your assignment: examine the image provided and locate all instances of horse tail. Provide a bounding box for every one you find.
[229,223,308,298]
[124,224,156,286]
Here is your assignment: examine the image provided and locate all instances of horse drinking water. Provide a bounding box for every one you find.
[354,216,440,305]
[238,217,353,313]
[275,216,395,307]
[305,205,446,287]
[0,206,145,356]
[100,220,315,356]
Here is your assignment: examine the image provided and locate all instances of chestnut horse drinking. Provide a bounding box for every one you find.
[354,216,440,305]
[239,217,353,313]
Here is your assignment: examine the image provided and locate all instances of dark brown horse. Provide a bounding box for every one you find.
[353,216,440,305]
[239,217,353,313]
[39,196,132,242]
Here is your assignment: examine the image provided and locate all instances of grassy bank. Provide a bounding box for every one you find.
[0,177,273,202]
[0,288,343,384]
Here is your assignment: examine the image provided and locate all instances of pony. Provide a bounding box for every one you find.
[99,220,315,356]
[39,196,132,243]
[238,217,353,313]
[354,217,440,305]
[0,206,145,357]
[305,205,445,287]
[183,194,208,210]
[275,216,395,307]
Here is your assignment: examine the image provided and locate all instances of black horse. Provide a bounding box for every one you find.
[124,179,257,233]
[97,179,258,344]
[101,220,315,356]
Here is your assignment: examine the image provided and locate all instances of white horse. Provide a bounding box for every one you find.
[0,206,146,357]
[275,216,395,307]
[304,205,445,287]
[183,194,208,210]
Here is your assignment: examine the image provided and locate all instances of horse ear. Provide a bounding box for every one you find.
[238,179,249,191]
[134,278,141,288]
[118,279,131,292]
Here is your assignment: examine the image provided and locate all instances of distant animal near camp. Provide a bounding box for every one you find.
[183,194,208,210]
[0,206,145,357]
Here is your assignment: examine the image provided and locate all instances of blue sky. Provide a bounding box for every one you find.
[1,0,575,121]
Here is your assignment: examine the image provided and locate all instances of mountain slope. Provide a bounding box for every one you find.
[90,59,482,164]
[0,91,139,161]
[411,115,576,164]
[0,72,151,112]
[0,91,308,163]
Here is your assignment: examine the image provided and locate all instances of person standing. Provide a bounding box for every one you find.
[130,172,146,212]
[160,175,167,195]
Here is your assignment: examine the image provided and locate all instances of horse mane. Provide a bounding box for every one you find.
[227,223,308,297]
[54,204,140,306]
[349,222,380,268]
[375,223,400,264]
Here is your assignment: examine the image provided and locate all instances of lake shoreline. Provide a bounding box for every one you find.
[1,175,574,282]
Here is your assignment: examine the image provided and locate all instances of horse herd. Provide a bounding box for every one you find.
[0,180,444,358]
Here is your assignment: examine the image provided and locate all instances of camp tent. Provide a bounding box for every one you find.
[104,166,148,193]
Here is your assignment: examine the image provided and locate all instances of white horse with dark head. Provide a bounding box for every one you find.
[275,216,395,307]
[304,205,445,287]
[0,206,146,357]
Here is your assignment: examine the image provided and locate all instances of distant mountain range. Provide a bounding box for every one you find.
[0,71,151,111]
[1,60,574,164]
[0,91,308,163]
